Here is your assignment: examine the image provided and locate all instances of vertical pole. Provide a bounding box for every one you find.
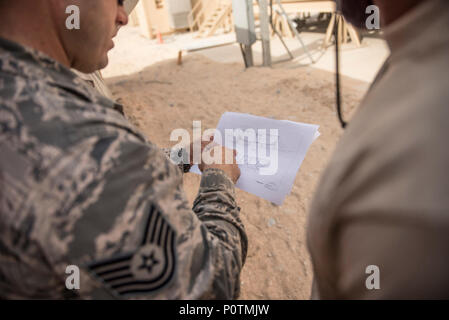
[258,0,272,67]
[276,0,314,64]
[244,44,254,67]
[232,0,256,68]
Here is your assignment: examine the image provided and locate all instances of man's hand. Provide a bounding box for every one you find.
[198,143,241,184]
[189,136,214,166]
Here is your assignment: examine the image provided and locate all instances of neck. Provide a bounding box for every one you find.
[0,2,70,67]
[373,0,426,26]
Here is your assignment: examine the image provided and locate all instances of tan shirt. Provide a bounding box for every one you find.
[307,0,449,299]
[72,70,114,100]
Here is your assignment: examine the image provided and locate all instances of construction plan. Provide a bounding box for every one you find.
[191,112,320,205]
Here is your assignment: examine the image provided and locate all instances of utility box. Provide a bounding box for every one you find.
[232,0,256,46]
[165,0,192,30]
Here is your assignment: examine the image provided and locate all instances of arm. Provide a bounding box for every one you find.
[336,220,449,299]
[50,130,247,299]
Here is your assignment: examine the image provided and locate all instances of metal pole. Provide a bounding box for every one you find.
[258,0,272,67]
[244,44,254,67]
[275,0,314,64]
[270,0,294,60]
[232,0,257,68]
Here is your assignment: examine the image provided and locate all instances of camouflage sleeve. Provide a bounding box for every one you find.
[55,129,247,300]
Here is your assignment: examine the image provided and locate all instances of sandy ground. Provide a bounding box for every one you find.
[104,26,377,299]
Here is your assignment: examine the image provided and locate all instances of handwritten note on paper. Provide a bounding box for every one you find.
[190,112,320,205]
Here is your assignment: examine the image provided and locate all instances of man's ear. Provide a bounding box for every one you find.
[117,4,129,27]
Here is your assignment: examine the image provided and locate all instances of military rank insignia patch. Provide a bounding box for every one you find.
[87,204,177,297]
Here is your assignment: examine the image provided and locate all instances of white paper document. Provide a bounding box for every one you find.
[190,112,320,205]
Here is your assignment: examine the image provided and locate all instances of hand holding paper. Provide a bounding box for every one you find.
[191,112,320,205]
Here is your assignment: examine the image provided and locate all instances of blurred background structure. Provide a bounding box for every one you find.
[127,0,386,71]
[131,0,363,44]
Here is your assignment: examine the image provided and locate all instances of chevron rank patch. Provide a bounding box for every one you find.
[87,204,177,297]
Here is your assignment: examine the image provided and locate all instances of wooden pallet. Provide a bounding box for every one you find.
[194,0,233,38]
[267,0,361,47]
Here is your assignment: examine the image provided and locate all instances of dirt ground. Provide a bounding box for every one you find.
[105,51,368,299]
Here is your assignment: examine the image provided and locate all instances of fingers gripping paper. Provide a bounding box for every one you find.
[191,112,320,205]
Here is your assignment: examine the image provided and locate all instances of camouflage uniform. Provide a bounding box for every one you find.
[0,37,247,299]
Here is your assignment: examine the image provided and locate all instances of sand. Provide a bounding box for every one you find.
[104,28,369,299]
